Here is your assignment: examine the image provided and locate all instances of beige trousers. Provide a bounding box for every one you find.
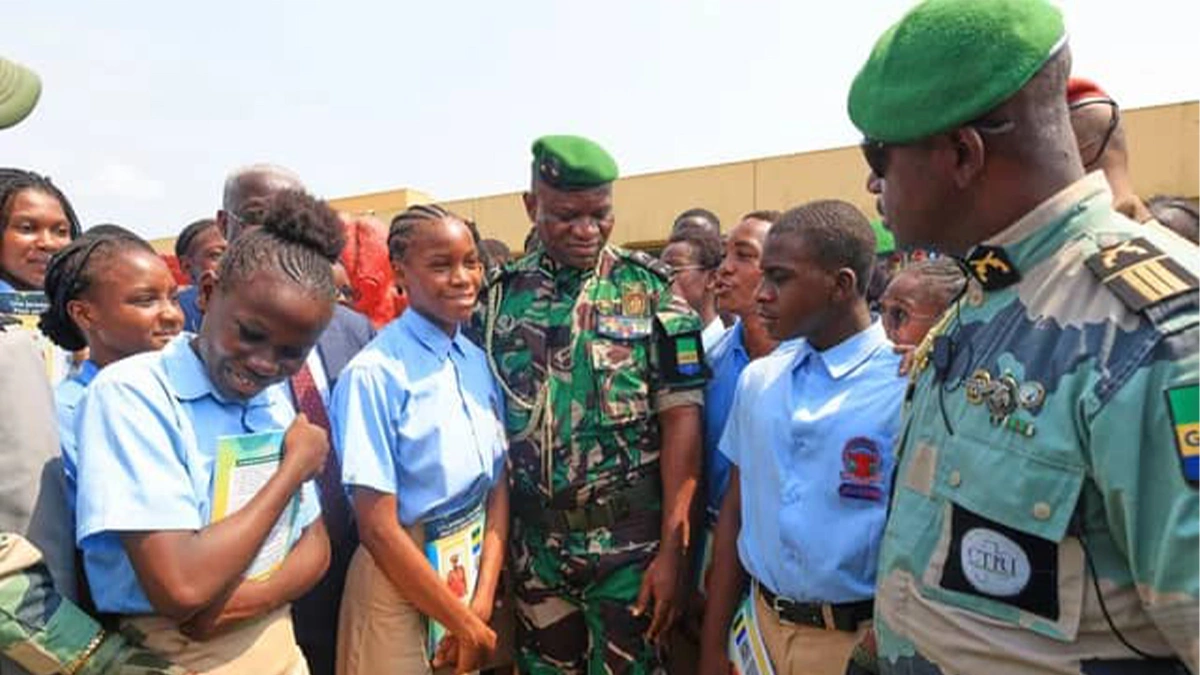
[754,587,869,675]
[123,606,307,675]
[337,545,451,675]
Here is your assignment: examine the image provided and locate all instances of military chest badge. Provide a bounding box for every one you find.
[1017,381,1046,411]
[838,437,884,502]
[964,245,1021,291]
[621,283,649,317]
[965,369,993,405]
[986,375,1019,423]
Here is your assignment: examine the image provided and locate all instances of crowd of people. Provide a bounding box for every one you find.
[1,0,1198,674]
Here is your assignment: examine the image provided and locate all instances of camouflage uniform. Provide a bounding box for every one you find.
[0,533,190,675]
[476,243,705,674]
[877,174,1199,674]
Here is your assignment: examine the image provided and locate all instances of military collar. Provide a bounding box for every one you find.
[961,172,1112,293]
[534,245,619,280]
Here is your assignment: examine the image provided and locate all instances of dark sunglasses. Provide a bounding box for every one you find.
[861,119,1017,179]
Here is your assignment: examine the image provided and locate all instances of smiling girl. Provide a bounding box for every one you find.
[333,204,507,674]
[40,225,184,508]
[74,190,344,674]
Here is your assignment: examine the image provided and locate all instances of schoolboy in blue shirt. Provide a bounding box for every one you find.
[700,200,906,675]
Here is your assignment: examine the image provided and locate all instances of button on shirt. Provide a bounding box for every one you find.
[331,309,507,527]
[703,320,751,516]
[720,321,905,603]
[74,334,322,615]
[55,359,99,512]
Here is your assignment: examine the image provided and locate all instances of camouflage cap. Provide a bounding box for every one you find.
[848,0,1067,144]
[0,57,42,129]
[531,135,618,191]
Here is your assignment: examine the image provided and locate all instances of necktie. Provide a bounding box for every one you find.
[290,361,352,544]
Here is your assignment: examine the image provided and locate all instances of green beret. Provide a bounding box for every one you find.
[848,0,1066,143]
[0,57,42,130]
[872,219,896,255]
[531,135,618,191]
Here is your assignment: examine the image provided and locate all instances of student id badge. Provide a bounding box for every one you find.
[423,494,487,661]
[729,589,775,675]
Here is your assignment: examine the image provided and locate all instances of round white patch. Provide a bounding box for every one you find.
[960,527,1031,597]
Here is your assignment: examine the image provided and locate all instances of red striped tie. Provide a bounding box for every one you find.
[290,362,351,543]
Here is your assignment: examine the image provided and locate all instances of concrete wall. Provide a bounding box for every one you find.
[151,101,1196,254]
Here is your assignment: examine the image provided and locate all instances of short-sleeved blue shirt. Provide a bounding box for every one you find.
[702,321,751,516]
[75,334,322,614]
[720,321,905,603]
[331,309,507,527]
[55,358,99,512]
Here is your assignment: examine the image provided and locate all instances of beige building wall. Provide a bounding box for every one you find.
[151,101,1195,255]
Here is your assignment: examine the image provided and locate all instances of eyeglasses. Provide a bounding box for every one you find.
[1069,98,1120,169]
[861,118,1017,179]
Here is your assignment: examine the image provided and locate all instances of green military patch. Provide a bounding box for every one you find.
[1086,237,1199,313]
[1166,384,1199,487]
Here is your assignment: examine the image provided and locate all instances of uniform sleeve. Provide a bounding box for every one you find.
[75,376,202,543]
[1087,325,1199,670]
[330,363,403,496]
[717,372,748,469]
[650,281,707,411]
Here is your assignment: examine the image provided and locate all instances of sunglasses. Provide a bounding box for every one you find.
[861,119,1017,179]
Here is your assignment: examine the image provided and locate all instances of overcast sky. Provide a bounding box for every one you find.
[4,0,1197,240]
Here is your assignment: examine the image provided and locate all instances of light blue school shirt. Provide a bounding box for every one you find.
[703,320,751,516]
[0,278,14,293]
[178,285,203,333]
[74,334,322,615]
[331,309,507,528]
[55,358,99,512]
[720,321,905,603]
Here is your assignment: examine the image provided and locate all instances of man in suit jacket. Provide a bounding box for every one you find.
[218,164,375,675]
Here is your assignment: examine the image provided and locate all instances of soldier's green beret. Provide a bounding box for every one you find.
[531,135,618,191]
[872,219,896,255]
[848,0,1066,144]
[0,57,42,130]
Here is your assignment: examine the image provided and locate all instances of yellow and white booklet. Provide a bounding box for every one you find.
[729,590,775,675]
[210,430,300,580]
[423,496,486,661]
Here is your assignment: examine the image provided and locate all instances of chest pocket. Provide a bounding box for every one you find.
[589,333,651,426]
[922,430,1087,642]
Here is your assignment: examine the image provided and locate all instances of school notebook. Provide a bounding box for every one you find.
[423,495,486,661]
[729,590,775,675]
[210,430,301,580]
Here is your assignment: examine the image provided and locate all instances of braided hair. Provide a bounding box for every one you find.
[895,257,967,308]
[39,225,153,351]
[0,168,83,239]
[387,203,478,263]
[216,189,345,300]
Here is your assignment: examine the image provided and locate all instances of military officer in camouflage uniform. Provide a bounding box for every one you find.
[476,135,706,673]
[849,1,1198,673]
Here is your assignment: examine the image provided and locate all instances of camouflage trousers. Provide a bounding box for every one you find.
[510,508,664,675]
[0,533,189,675]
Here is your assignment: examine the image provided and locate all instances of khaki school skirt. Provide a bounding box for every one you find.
[122,605,307,675]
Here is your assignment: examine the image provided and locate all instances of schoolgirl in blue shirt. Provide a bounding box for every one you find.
[74,190,342,675]
[333,205,507,675]
[40,225,184,509]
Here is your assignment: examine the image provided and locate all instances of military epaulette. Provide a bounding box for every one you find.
[1085,237,1198,313]
[620,248,673,282]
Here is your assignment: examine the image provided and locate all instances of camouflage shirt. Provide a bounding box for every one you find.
[476,244,706,507]
[877,173,1199,674]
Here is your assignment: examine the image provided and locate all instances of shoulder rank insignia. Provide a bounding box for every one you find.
[963,245,1021,291]
[1166,384,1199,487]
[1086,237,1198,312]
[625,248,673,281]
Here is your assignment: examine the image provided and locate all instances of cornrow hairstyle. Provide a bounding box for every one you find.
[387,203,476,262]
[897,257,968,308]
[772,200,876,296]
[0,168,83,239]
[174,217,218,259]
[216,189,345,300]
[667,227,723,271]
[39,225,153,351]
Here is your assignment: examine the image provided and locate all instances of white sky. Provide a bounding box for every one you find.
[4,0,1198,241]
